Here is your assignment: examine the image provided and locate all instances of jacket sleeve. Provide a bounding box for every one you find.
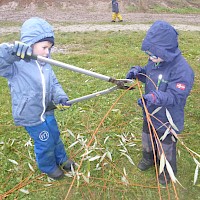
[0,43,19,79]
[51,70,69,104]
[152,65,194,106]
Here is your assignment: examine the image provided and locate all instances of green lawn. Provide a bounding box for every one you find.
[0,29,200,200]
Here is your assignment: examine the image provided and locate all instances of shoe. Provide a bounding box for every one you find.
[47,168,64,180]
[111,20,116,22]
[61,159,75,172]
[138,157,154,171]
[138,151,154,171]
[119,20,123,22]
[159,173,171,186]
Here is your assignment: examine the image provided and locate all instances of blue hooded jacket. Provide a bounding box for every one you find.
[134,21,194,133]
[0,17,68,126]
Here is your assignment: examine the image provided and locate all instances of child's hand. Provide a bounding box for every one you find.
[13,41,32,60]
[57,99,71,111]
[126,66,140,79]
[137,93,156,108]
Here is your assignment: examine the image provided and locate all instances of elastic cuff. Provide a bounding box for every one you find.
[151,93,156,103]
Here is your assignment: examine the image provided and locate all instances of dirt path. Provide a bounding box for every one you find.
[0,23,199,35]
[0,10,200,34]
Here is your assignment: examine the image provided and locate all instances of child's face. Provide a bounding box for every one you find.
[32,41,53,57]
[144,50,164,63]
[149,56,163,63]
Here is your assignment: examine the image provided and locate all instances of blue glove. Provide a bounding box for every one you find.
[126,67,139,79]
[137,93,156,108]
[13,41,32,60]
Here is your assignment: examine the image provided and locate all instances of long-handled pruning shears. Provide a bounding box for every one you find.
[31,55,135,110]
[11,44,135,110]
[11,43,135,109]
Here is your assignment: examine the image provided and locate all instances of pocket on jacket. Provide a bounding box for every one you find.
[14,96,29,118]
[159,81,168,91]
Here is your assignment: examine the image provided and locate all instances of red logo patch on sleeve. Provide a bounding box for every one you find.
[176,83,186,90]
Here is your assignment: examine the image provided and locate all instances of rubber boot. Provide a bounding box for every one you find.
[47,167,64,180]
[159,171,171,186]
[61,159,75,172]
[138,151,154,171]
[158,138,177,186]
[159,159,177,186]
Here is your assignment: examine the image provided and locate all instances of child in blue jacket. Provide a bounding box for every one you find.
[126,21,194,185]
[112,0,123,22]
[0,17,74,180]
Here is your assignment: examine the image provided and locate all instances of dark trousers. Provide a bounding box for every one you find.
[141,121,177,174]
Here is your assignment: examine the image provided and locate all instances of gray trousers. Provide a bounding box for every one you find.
[142,121,177,174]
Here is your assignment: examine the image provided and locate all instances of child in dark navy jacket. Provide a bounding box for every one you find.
[126,20,194,185]
[111,0,123,22]
[0,17,75,180]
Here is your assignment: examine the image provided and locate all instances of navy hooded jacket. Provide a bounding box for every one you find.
[112,0,119,13]
[0,17,68,126]
[133,21,194,133]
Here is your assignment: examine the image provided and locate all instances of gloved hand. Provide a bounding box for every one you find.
[13,41,32,60]
[137,93,156,108]
[57,99,71,111]
[126,67,140,79]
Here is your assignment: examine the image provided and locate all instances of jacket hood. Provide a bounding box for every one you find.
[141,21,181,62]
[20,17,54,46]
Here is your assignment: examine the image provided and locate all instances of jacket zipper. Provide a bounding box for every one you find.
[36,61,45,122]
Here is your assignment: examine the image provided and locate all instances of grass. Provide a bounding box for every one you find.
[151,5,200,14]
[0,29,200,200]
[125,0,200,14]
